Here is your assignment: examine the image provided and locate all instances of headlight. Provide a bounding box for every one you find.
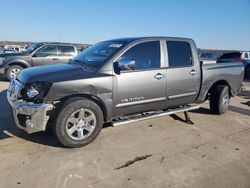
[21,82,52,102]
[26,86,39,99]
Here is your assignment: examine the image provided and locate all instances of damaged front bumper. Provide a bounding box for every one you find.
[7,78,54,133]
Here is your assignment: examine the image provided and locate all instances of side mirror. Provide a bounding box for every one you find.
[118,59,135,70]
[114,59,135,74]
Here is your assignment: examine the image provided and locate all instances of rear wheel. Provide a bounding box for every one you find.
[6,65,23,80]
[210,85,230,115]
[54,98,103,148]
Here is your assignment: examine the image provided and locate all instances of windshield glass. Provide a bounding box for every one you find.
[72,41,126,68]
[25,43,43,53]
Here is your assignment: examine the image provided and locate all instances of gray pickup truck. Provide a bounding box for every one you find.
[7,37,244,148]
[0,42,78,80]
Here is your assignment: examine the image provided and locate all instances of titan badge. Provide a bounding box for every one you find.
[121,96,145,103]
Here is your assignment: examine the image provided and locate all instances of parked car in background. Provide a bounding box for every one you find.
[217,51,250,77]
[0,48,17,54]
[199,52,221,64]
[0,42,78,80]
[4,45,27,52]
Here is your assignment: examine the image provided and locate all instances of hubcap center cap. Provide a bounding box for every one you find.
[77,120,86,128]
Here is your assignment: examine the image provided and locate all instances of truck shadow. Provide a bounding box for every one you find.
[229,105,250,116]
[190,105,250,117]
[190,107,211,115]
[0,89,62,147]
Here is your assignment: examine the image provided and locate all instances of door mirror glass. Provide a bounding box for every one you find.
[118,59,135,71]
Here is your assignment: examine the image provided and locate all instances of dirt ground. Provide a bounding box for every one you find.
[0,79,250,188]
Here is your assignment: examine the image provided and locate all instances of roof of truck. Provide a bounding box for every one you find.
[104,36,193,43]
[38,42,76,46]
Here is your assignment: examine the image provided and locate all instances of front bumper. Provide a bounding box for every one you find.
[7,78,54,133]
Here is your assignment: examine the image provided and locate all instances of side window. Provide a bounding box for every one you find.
[167,41,192,67]
[58,46,75,56]
[34,46,57,57]
[119,41,160,71]
[244,53,249,59]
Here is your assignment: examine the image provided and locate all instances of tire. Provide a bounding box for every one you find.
[6,65,23,80]
[54,98,103,148]
[209,85,230,115]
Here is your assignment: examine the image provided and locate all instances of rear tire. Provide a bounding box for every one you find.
[6,65,23,80]
[209,85,230,115]
[54,98,103,148]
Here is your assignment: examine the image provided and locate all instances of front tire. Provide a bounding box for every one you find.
[210,85,230,115]
[54,98,103,148]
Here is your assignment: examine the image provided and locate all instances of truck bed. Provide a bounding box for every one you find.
[196,62,244,103]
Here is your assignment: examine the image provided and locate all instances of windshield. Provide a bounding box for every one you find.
[25,43,43,53]
[72,41,126,68]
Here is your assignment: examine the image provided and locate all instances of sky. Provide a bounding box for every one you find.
[0,0,250,50]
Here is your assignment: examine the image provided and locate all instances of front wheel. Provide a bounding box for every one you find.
[6,65,23,80]
[210,85,230,115]
[54,98,103,148]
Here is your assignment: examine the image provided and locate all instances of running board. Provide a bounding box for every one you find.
[112,104,200,127]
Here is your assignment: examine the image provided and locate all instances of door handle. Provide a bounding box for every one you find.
[190,70,198,76]
[154,73,165,80]
[52,58,59,60]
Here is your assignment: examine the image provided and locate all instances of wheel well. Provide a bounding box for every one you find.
[58,94,108,122]
[206,80,231,100]
[6,62,28,70]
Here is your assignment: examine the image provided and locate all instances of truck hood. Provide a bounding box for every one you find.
[17,63,93,84]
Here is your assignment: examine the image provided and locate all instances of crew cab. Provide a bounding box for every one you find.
[7,37,244,148]
[0,42,78,80]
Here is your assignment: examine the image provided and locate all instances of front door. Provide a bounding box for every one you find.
[113,41,166,117]
[165,41,201,107]
[32,45,61,66]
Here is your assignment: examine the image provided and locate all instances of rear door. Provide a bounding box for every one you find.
[32,45,61,66]
[58,45,76,63]
[113,41,167,116]
[165,40,201,107]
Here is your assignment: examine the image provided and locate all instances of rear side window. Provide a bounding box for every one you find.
[58,46,75,56]
[220,53,241,59]
[167,41,192,67]
[119,41,160,70]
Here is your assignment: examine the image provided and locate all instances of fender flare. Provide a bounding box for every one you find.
[4,59,31,71]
